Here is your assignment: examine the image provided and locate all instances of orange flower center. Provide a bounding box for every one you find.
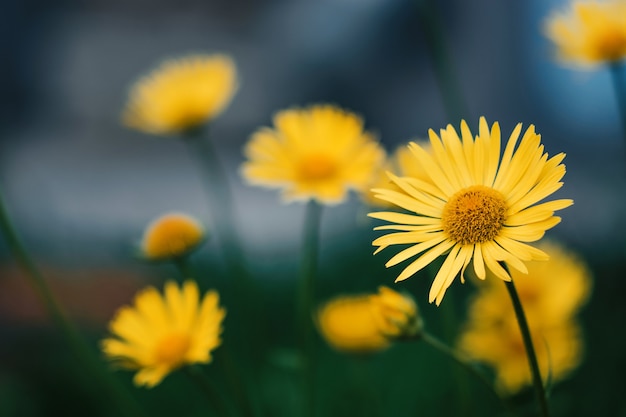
[442,185,507,245]
[298,153,337,181]
[594,28,626,61]
[154,333,191,366]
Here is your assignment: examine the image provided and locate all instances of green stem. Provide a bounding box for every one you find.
[173,256,194,282]
[0,189,146,417]
[421,332,513,415]
[296,201,323,417]
[183,126,248,282]
[183,126,268,378]
[184,366,234,417]
[172,258,257,417]
[415,0,469,122]
[502,265,550,417]
[609,63,626,150]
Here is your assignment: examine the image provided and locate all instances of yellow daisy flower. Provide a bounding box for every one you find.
[369,117,573,305]
[458,242,591,393]
[316,286,420,353]
[458,317,584,394]
[141,213,205,261]
[363,142,430,208]
[545,0,626,66]
[467,241,592,326]
[101,280,225,387]
[241,104,386,205]
[123,54,238,134]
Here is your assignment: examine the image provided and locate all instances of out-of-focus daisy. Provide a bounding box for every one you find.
[241,104,385,205]
[101,280,225,387]
[316,286,420,353]
[466,241,592,325]
[369,117,572,305]
[123,54,238,134]
[363,143,430,208]
[545,0,626,67]
[458,316,583,394]
[458,241,591,393]
[140,213,205,261]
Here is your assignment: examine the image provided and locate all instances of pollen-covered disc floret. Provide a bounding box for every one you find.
[240,104,386,205]
[442,185,507,245]
[101,280,225,387]
[369,117,573,305]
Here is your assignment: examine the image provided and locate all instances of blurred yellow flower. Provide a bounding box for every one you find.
[458,241,591,393]
[241,105,386,205]
[316,286,420,353]
[363,142,430,208]
[458,317,583,394]
[123,54,238,134]
[369,117,572,305]
[101,280,226,387]
[545,0,626,66]
[467,241,592,325]
[141,213,205,261]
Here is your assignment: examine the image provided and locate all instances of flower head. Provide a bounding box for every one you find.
[459,317,583,394]
[316,286,420,353]
[545,0,626,67]
[457,242,591,393]
[241,104,386,205]
[123,54,238,134]
[101,280,226,387]
[141,213,205,261]
[369,117,572,305]
[467,241,592,325]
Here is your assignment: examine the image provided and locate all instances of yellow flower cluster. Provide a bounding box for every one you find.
[316,286,421,353]
[457,241,592,393]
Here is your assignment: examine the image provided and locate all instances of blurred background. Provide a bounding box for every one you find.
[1,0,625,416]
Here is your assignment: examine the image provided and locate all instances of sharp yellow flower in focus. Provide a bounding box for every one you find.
[241,104,386,205]
[369,117,572,305]
[363,142,430,208]
[123,54,238,134]
[458,242,591,393]
[545,0,626,66]
[101,280,226,387]
[316,286,420,353]
[141,213,205,261]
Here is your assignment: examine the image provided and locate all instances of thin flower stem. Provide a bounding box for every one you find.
[183,126,268,369]
[172,259,257,417]
[502,264,550,417]
[174,256,194,282]
[296,200,323,417]
[421,332,514,416]
[0,189,146,417]
[183,126,248,284]
[415,0,469,122]
[609,63,626,150]
[184,366,234,417]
